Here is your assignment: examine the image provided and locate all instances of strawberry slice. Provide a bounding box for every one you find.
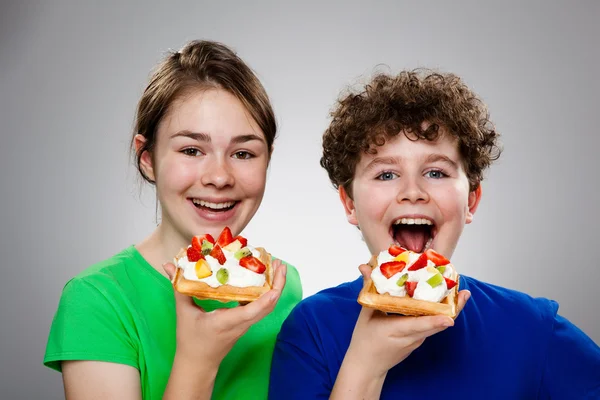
[233,235,248,247]
[216,226,234,247]
[408,252,428,271]
[444,277,457,290]
[239,256,266,274]
[209,244,226,265]
[388,245,407,257]
[186,246,203,262]
[425,249,450,266]
[406,281,418,297]
[192,234,215,250]
[380,261,406,279]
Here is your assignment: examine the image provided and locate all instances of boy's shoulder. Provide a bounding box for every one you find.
[281,277,363,332]
[296,277,363,311]
[461,275,559,323]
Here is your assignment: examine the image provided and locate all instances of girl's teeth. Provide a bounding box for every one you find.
[192,200,235,209]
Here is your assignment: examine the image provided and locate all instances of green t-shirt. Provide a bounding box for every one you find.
[44,246,302,399]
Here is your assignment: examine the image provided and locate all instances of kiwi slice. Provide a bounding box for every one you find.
[426,272,443,288]
[436,266,446,275]
[234,247,252,260]
[216,268,229,285]
[201,240,213,256]
[396,273,408,287]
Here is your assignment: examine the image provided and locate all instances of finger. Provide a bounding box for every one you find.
[216,263,286,326]
[389,315,453,336]
[163,263,203,314]
[163,262,177,280]
[358,264,372,282]
[456,290,471,316]
[271,259,287,292]
[407,324,452,341]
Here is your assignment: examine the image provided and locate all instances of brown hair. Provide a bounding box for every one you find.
[132,40,277,183]
[320,69,501,195]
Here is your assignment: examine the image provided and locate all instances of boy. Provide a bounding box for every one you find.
[269,70,600,399]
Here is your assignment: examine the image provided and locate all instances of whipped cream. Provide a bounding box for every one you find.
[371,249,455,302]
[177,246,266,288]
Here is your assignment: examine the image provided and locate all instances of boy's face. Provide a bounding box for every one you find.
[339,126,481,260]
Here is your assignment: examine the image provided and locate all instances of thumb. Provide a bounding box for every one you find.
[163,262,198,313]
[163,262,177,280]
[358,264,372,281]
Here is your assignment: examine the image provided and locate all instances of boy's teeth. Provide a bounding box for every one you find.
[393,218,433,225]
[424,236,433,250]
[192,199,236,209]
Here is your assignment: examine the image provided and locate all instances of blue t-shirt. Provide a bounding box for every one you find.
[270,275,600,399]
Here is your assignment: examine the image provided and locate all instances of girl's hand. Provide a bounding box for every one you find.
[163,259,287,368]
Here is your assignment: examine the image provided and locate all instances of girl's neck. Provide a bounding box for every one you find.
[135,222,188,278]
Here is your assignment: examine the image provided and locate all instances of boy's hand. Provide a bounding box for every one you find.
[331,264,470,399]
[163,259,287,369]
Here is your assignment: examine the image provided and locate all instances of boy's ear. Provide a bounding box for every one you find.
[339,186,359,226]
[134,134,155,181]
[465,184,483,224]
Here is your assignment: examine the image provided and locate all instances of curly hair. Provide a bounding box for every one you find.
[320,69,502,195]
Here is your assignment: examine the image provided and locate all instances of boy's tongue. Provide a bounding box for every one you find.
[394,225,429,253]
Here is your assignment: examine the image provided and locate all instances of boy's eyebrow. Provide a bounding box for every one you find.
[364,154,459,171]
[364,156,402,171]
[425,154,459,169]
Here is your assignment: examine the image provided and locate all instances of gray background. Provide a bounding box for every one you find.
[1,1,599,398]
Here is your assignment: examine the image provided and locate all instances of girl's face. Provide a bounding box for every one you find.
[137,88,270,245]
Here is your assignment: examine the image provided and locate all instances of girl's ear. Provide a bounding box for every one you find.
[134,134,155,182]
[465,184,482,224]
[339,186,359,226]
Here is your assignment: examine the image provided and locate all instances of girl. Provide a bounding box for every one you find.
[44,40,302,399]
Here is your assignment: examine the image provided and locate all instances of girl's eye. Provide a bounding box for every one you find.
[426,170,447,179]
[232,151,254,160]
[182,148,202,157]
[377,171,398,181]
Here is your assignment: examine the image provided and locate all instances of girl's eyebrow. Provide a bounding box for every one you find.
[230,134,265,144]
[169,131,265,144]
[171,130,211,142]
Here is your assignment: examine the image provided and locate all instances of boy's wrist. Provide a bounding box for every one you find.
[331,348,387,398]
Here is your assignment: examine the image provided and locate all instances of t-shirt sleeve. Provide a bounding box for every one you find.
[269,304,332,399]
[539,304,600,398]
[44,277,138,372]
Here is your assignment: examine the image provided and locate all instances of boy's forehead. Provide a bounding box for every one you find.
[365,132,459,158]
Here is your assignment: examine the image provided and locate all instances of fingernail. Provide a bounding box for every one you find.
[442,318,454,327]
[281,264,287,277]
[464,291,471,302]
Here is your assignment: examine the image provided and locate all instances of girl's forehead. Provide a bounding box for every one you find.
[157,89,263,142]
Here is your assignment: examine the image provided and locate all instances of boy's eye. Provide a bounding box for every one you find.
[182,148,202,157]
[426,170,446,179]
[377,171,398,181]
[232,151,254,160]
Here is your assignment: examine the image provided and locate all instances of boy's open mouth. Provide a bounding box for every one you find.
[390,217,436,253]
[191,198,239,212]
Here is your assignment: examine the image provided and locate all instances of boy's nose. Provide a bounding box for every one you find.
[200,160,235,188]
[396,178,429,204]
